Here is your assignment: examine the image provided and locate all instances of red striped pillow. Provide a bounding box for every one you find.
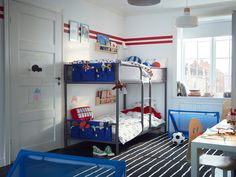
[70,106,93,121]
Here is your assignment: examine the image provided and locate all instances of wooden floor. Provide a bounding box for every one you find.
[0,130,162,177]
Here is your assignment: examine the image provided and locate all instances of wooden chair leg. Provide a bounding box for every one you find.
[223,170,227,177]
[211,167,215,177]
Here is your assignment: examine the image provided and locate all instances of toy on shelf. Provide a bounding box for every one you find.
[82,61,94,71]
[96,89,116,105]
[95,34,118,54]
[79,121,90,131]
[101,63,112,71]
[112,80,126,91]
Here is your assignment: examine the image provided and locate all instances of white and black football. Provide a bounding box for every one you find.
[172,132,185,145]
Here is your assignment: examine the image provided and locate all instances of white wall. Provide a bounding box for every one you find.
[0,0,4,167]
[62,0,125,61]
[59,0,125,116]
[183,20,231,38]
[124,11,177,117]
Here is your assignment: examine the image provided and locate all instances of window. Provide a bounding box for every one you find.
[180,36,231,96]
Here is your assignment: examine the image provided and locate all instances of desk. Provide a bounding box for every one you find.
[191,119,236,177]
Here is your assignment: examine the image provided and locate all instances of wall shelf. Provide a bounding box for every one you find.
[95,42,118,54]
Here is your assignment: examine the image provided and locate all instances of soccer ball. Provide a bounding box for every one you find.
[172,132,185,145]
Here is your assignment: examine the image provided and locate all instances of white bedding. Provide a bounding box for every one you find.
[95,112,164,144]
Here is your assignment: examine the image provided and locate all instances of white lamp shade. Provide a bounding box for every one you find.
[176,15,198,28]
[176,7,198,28]
[128,0,161,6]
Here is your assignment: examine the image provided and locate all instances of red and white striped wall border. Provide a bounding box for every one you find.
[64,22,173,46]
[0,6,4,19]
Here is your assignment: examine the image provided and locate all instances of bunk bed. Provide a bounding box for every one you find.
[64,61,167,155]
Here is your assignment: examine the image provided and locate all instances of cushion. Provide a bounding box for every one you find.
[126,56,142,64]
[122,106,161,119]
[71,106,93,121]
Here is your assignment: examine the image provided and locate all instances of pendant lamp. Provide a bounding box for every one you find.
[128,0,161,6]
[176,0,198,28]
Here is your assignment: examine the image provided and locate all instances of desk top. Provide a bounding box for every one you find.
[192,120,236,151]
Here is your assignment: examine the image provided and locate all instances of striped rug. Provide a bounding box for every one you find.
[109,132,223,177]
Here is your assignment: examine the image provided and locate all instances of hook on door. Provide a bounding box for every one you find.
[31,65,42,72]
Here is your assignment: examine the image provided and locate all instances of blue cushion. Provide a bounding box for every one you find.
[126,56,142,64]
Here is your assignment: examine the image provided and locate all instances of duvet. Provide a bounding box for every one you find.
[95,111,164,144]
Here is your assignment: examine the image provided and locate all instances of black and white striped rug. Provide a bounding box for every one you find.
[110,132,223,177]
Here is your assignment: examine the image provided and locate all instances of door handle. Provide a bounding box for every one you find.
[55,77,61,81]
[56,77,61,85]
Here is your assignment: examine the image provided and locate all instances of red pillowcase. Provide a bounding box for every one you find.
[70,106,93,121]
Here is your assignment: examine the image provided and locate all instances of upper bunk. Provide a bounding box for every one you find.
[64,61,167,84]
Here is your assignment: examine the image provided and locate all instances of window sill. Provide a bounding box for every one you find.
[174,96,230,101]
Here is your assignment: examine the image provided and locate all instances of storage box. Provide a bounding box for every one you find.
[69,120,112,142]
[72,63,115,82]
[168,110,219,138]
[7,150,126,177]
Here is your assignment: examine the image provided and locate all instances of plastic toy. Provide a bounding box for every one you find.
[101,63,112,71]
[143,61,151,66]
[152,61,161,68]
[79,121,90,130]
[82,61,94,71]
[126,56,142,64]
[112,80,126,91]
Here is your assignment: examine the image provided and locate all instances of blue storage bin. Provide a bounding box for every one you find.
[72,63,115,82]
[7,150,126,177]
[168,110,219,139]
[81,67,96,81]
[106,63,116,81]
[94,64,107,81]
[72,64,82,81]
[69,120,112,142]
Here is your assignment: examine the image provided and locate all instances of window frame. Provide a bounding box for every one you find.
[180,36,232,97]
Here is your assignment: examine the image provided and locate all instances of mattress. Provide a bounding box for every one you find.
[95,112,164,144]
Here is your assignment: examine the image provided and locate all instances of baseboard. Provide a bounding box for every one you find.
[0,158,5,167]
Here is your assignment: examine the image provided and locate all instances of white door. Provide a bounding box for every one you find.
[9,1,62,160]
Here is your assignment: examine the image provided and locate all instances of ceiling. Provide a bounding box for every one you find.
[87,0,236,15]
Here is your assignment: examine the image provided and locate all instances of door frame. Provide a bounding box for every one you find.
[3,0,63,165]
[4,0,11,166]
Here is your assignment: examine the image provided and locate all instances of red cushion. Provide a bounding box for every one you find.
[122,106,161,119]
[70,106,93,121]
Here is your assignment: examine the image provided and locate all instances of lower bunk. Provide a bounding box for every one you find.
[67,106,165,155]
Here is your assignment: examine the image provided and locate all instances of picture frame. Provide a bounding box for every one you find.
[80,23,90,44]
[69,20,79,42]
